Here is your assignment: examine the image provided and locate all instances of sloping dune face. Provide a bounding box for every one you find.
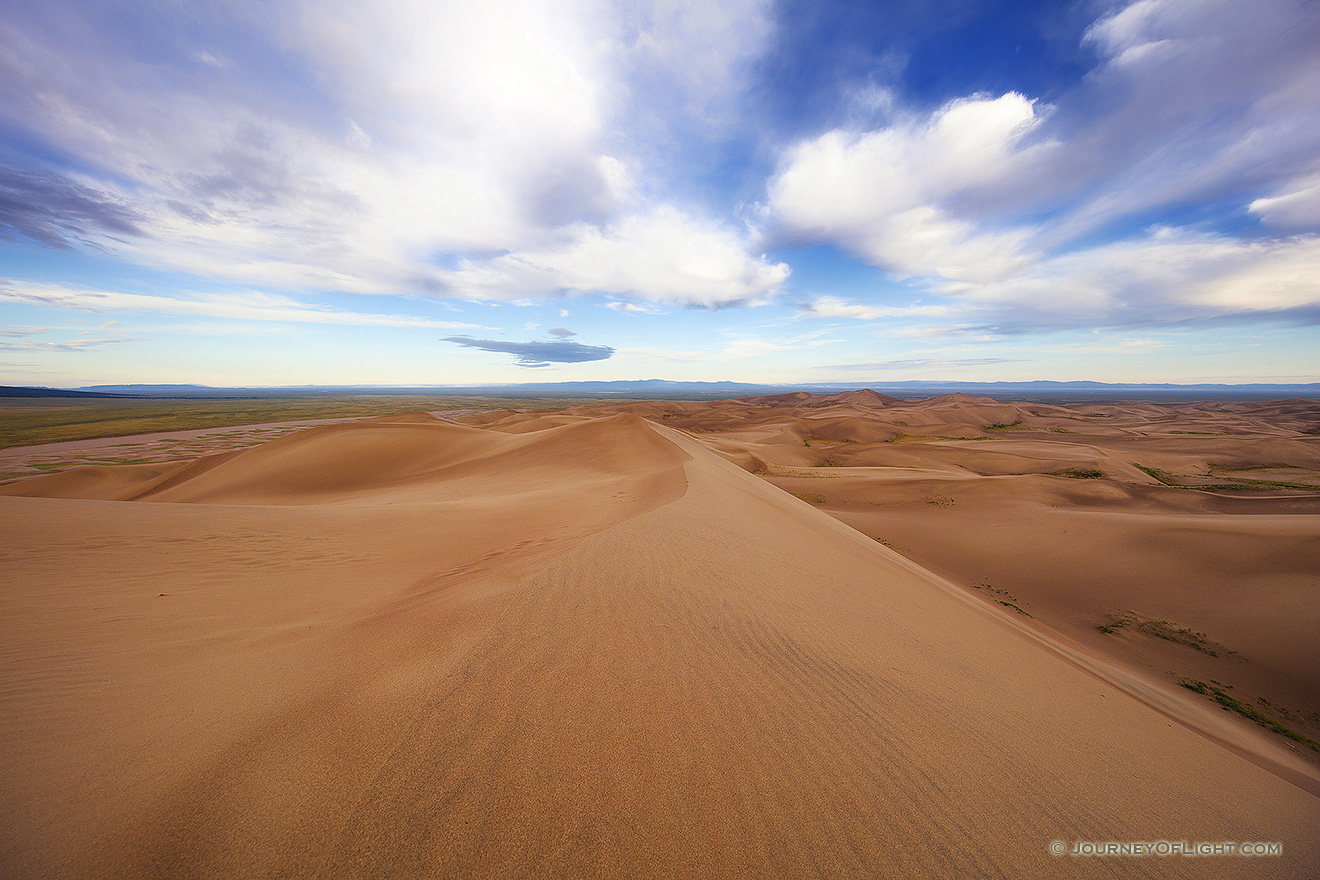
[584,394,1320,752]
[1,412,1317,878]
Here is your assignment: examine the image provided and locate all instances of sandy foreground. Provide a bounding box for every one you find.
[1,399,1317,878]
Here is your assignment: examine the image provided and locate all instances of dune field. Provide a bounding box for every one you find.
[1,395,1317,878]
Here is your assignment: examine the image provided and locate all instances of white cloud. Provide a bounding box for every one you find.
[0,0,780,307]
[607,301,663,314]
[0,335,139,353]
[442,206,789,307]
[764,0,1320,331]
[767,93,1049,283]
[822,357,1024,372]
[1250,177,1320,230]
[1049,0,1320,242]
[622,0,775,124]
[797,296,949,320]
[937,230,1320,327]
[0,282,479,329]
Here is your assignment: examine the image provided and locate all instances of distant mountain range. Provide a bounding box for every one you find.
[0,385,143,399]
[1,379,1316,402]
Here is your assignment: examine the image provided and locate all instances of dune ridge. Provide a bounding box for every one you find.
[558,393,1320,745]
[1,406,1316,877]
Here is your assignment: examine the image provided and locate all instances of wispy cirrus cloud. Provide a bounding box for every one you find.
[0,321,143,353]
[797,296,949,320]
[0,335,140,353]
[0,281,479,329]
[0,166,144,249]
[935,230,1320,330]
[823,358,1025,371]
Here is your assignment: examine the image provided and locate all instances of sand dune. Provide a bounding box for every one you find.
[583,395,1320,734]
[2,403,1317,877]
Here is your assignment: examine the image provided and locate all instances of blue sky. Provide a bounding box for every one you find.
[1,0,1317,387]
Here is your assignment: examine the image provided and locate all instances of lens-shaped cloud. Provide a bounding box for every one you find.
[442,335,615,367]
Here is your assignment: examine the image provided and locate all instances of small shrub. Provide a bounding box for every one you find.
[998,601,1032,618]
[1056,467,1105,479]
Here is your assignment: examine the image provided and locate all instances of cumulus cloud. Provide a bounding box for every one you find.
[442,206,789,307]
[441,335,615,367]
[767,93,1049,283]
[548,327,576,337]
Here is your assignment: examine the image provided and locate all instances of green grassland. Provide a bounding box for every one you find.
[0,395,609,448]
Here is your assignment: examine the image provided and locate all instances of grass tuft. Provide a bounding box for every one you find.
[1179,679,1320,752]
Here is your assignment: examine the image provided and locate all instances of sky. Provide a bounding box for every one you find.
[1,0,1318,388]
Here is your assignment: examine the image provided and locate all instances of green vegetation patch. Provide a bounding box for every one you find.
[790,491,826,504]
[1095,612,1228,656]
[971,582,1032,616]
[890,433,989,443]
[1133,463,1184,486]
[1179,679,1320,753]
[1133,462,1317,492]
[985,420,1073,434]
[1220,478,1319,490]
[998,601,1032,617]
[1053,467,1105,479]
